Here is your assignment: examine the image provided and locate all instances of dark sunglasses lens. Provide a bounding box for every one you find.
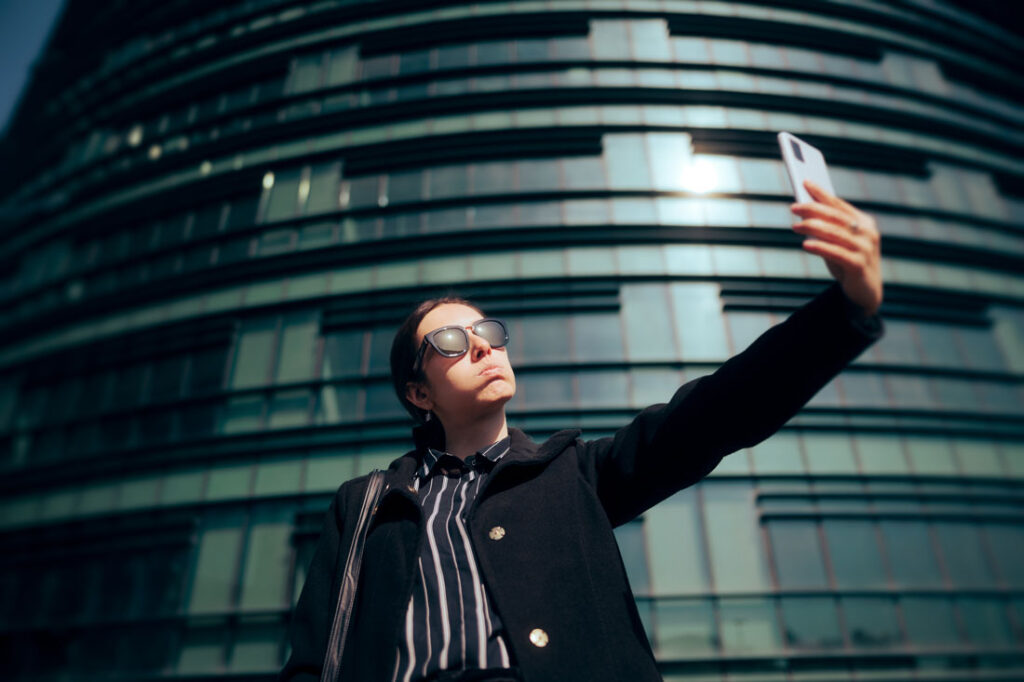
[476,320,508,348]
[433,327,468,355]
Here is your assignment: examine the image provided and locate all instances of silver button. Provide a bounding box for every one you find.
[489,526,506,541]
[529,628,549,647]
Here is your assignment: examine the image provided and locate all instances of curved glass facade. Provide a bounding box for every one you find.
[0,2,1022,680]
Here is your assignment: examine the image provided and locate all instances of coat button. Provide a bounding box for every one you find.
[488,526,506,541]
[529,628,549,647]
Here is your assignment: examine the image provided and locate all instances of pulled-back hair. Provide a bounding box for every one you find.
[390,295,483,424]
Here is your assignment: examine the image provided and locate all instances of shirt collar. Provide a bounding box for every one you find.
[418,435,511,479]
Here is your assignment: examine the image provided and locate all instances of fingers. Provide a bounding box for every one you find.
[801,238,866,272]
[793,180,880,246]
[804,179,857,215]
[792,217,864,251]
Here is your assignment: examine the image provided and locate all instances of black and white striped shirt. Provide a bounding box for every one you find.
[392,437,513,682]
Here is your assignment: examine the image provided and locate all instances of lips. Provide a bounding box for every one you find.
[479,365,503,377]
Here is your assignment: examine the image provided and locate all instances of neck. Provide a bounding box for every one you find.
[437,409,509,459]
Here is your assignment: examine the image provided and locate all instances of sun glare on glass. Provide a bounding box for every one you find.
[679,157,719,194]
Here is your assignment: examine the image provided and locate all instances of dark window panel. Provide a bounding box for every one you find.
[653,598,717,656]
[958,598,1016,646]
[823,520,888,588]
[613,520,650,594]
[521,372,574,409]
[150,355,187,402]
[770,522,829,588]
[880,521,944,587]
[902,597,962,647]
[226,195,259,231]
[781,597,843,649]
[935,523,996,588]
[572,314,625,362]
[842,597,903,648]
[189,347,229,395]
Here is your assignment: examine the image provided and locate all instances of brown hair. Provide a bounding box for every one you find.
[390,295,483,424]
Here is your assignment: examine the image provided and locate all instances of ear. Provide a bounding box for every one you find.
[405,381,434,412]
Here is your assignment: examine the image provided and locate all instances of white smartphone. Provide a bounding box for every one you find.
[778,132,835,204]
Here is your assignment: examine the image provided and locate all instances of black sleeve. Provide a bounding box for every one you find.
[279,486,348,682]
[579,282,884,526]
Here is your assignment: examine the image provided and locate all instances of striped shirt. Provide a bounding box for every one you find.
[392,437,513,682]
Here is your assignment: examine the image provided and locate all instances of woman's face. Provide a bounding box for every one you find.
[407,303,516,422]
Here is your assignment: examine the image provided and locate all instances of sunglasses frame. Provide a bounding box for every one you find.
[412,318,509,374]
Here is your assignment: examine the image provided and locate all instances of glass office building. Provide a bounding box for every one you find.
[1,1,1022,680]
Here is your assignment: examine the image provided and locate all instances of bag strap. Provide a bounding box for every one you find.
[320,469,386,682]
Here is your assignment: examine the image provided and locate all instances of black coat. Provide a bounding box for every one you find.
[281,283,883,682]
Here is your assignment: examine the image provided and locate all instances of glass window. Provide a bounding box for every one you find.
[305,163,341,214]
[189,347,228,395]
[112,364,146,409]
[516,160,560,192]
[613,521,650,594]
[188,512,245,613]
[886,374,933,409]
[841,372,888,408]
[221,395,263,434]
[231,619,284,672]
[804,432,859,474]
[958,598,1015,645]
[751,431,805,474]
[703,483,769,592]
[781,598,842,649]
[629,369,681,408]
[471,162,515,195]
[322,330,365,379]
[239,505,293,611]
[670,282,728,361]
[604,134,651,191]
[268,390,311,429]
[264,168,302,222]
[823,520,887,588]
[161,470,205,506]
[572,313,624,362]
[901,597,961,646]
[646,490,708,594]
[915,322,961,366]
[952,438,1003,476]
[314,385,360,425]
[364,383,402,419]
[621,284,677,361]
[437,44,470,69]
[276,313,318,384]
[562,157,605,190]
[719,598,779,655]
[724,311,772,354]
[150,356,186,402]
[578,371,628,408]
[231,318,277,389]
[880,521,944,587]
[853,434,908,473]
[177,625,226,673]
[842,597,902,648]
[906,436,958,475]
[654,598,716,656]
[934,523,995,587]
[984,524,1024,587]
[520,372,573,408]
[769,522,828,588]
[206,462,254,500]
[427,165,467,200]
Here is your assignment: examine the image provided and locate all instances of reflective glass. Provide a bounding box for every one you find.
[572,314,624,362]
[751,432,805,474]
[880,521,944,587]
[646,490,708,595]
[823,520,887,588]
[780,598,842,649]
[804,432,859,474]
[177,625,225,673]
[621,284,677,361]
[188,513,244,613]
[654,598,716,656]
[703,483,769,592]
[935,523,995,587]
[275,313,318,383]
[958,598,1015,645]
[769,522,828,588]
[578,371,628,408]
[605,134,651,190]
[901,597,961,646]
[842,598,902,648]
[984,524,1024,587]
[231,619,284,672]
[264,168,302,222]
[516,160,560,192]
[614,520,650,594]
[670,283,728,361]
[521,372,573,408]
[719,598,779,654]
[231,318,276,388]
[240,505,293,611]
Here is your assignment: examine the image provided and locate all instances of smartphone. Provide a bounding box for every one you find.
[778,132,835,204]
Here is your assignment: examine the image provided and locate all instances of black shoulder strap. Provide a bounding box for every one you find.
[320,469,386,682]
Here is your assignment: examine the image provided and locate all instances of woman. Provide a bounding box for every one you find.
[280,181,884,682]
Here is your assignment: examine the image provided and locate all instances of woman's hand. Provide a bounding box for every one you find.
[790,179,883,317]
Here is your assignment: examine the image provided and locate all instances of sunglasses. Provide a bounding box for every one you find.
[413,318,509,374]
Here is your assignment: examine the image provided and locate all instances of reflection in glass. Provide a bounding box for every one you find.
[823,520,888,588]
[842,597,902,647]
[781,597,843,649]
[901,597,961,647]
[646,490,708,595]
[880,521,944,587]
[654,598,717,656]
[769,522,829,588]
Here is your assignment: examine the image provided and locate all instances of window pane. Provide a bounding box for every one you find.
[613,521,650,594]
[958,598,1015,645]
[670,283,727,361]
[804,432,858,474]
[703,483,769,592]
[231,319,277,388]
[322,330,365,379]
[750,432,804,474]
[984,524,1024,587]
[264,168,302,222]
[719,598,780,655]
[621,284,677,361]
[276,313,318,383]
[605,134,651,190]
[231,619,284,672]
[654,598,716,656]
[823,520,887,588]
[189,347,228,394]
[880,521,943,587]
[188,515,244,613]
[769,522,828,588]
[781,597,842,649]
[842,597,902,648]
[578,371,628,408]
[934,523,995,587]
[572,314,624,362]
[646,490,708,594]
[268,390,311,429]
[902,597,961,647]
[521,372,573,408]
[239,506,293,611]
[854,434,908,474]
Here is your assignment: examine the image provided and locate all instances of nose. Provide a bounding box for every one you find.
[468,327,493,360]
